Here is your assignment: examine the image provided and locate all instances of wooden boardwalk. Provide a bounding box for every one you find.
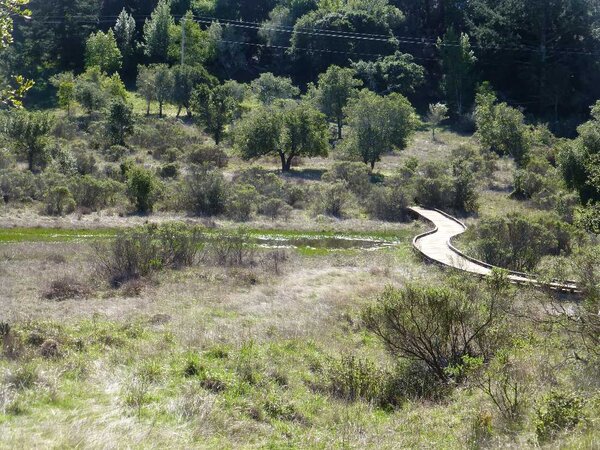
[409,206,580,294]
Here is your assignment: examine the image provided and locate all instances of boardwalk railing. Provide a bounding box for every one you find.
[409,207,580,295]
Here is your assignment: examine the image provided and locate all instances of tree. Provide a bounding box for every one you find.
[143,0,173,63]
[191,83,237,144]
[171,65,216,118]
[126,166,162,214]
[168,10,213,66]
[136,65,156,116]
[50,72,76,117]
[113,8,136,58]
[344,90,419,170]
[181,164,227,216]
[113,8,137,74]
[474,85,531,166]
[559,101,600,204]
[427,103,449,141]
[310,65,362,139]
[74,67,126,115]
[0,0,32,107]
[107,99,134,146]
[363,279,508,383]
[250,72,300,105]
[153,64,174,118]
[85,29,123,74]
[235,101,329,172]
[1,0,29,49]
[352,52,425,96]
[3,110,52,172]
[437,29,476,116]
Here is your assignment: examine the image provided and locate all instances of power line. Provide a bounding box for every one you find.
[26,13,600,57]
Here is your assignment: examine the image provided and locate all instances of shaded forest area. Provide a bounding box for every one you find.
[3,0,600,134]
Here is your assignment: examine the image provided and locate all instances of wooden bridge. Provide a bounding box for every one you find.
[409,206,580,294]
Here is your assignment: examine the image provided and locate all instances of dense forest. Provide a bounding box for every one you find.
[3,0,600,131]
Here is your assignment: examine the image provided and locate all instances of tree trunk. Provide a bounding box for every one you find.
[285,155,294,172]
[337,117,343,140]
[159,102,163,118]
[176,105,182,118]
[370,160,376,171]
[214,130,221,145]
[27,150,34,172]
[146,101,150,116]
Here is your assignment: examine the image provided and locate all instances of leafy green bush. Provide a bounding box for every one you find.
[367,184,411,222]
[226,184,258,222]
[181,165,227,216]
[470,213,578,271]
[314,182,353,218]
[44,185,76,216]
[0,169,40,202]
[158,163,179,179]
[187,144,228,168]
[322,161,371,197]
[258,197,292,220]
[363,279,509,383]
[70,175,123,211]
[536,391,585,442]
[126,166,162,213]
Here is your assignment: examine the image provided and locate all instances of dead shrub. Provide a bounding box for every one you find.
[121,278,147,297]
[43,276,91,301]
[204,229,256,267]
[260,250,290,275]
[40,339,60,358]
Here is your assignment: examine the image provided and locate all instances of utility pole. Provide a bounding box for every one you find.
[181,14,186,66]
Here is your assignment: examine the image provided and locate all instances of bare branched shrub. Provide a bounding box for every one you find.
[204,229,256,267]
[43,276,92,301]
[474,351,534,424]
[95,223,204,286]
[363,274,511,383]
[260,250,290,275]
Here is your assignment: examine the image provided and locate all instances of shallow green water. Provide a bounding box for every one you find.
[0,227,407,252]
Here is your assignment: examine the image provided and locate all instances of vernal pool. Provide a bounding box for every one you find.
[0,227,404,252]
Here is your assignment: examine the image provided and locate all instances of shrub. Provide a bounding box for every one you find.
[43,276,92,301]
[474,351,533,424]
[73,149,97,175]
[44,185,76,216]
[283,183,307,208]
[471,213,577,272]
[153,147,181,163]
[187,144,228,168]
[158,163,179,179]
[414,162,455,209]
[322,161,371,197]
[258,198,292,220]
[0,148,15,170]
[536,391,585,442]
[314,182,353,218]
[233,168,284,199]
[325,354,387,403]
[367,184,411,222]
[70,175,123,210]
[204,229,255,267]
[105,144,129,162]
[95,223,204,286]
[0,169,40,203]
[225,184,258,222]
[126,166,162,214]
[181,165,227,216]
[363,278,509,383]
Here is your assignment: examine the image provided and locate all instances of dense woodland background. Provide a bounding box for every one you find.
[4,0,600,134]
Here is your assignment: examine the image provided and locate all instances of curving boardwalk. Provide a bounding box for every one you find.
[409,206,580,294]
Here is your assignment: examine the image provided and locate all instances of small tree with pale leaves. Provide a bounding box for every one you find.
[427,103,449,141]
